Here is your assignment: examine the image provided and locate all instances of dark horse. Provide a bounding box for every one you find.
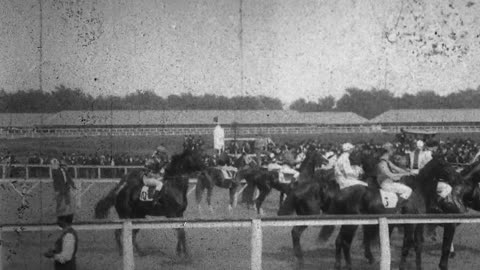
[195,166,242,213]
[237,167,291,215]
[280,148,465,270]
[94,149,205,257]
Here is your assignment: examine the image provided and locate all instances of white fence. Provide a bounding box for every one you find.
[0,164,251,208]
[2,214,480,270]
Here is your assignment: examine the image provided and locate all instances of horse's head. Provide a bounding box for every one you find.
[299,149,328,174]
[166,148,206,176]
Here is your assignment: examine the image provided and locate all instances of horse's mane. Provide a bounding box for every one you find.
[165,149,205,177]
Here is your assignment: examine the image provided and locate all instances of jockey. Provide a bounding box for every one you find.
[334,143,367,189]
[143,145,169,205]
[407,140,432,174]
[377,143,412,200]
[216,152,238,179]
[266,154,299,183]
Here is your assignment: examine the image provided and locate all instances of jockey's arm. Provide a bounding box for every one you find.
[378,161,402,181]
[340,157,358,178]
[388,160,410,174]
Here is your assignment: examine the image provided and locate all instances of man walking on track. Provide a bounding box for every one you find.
[44,215,78,270]
[51,159,76,222]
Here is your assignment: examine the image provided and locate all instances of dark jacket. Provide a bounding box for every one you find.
[54,227,78,270]
[53,168,75,194]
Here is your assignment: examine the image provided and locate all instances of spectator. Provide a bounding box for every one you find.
[43,215,78,270]
[51,159,76,222]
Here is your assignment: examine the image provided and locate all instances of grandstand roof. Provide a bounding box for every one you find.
[40,110,367,126]
[0,113,53,127]
[370,109,480,124]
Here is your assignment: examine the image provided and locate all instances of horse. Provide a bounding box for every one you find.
[280,146,465,270]
[236,167,291,215]
[94,148,206,257]
[324,156,467,270]
[194,165,242,214]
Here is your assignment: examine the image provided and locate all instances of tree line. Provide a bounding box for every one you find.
[2,85,480,119]
[0,85,283,112]
[289,86,480,119]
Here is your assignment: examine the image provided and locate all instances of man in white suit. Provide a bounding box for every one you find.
[408,140,432,174]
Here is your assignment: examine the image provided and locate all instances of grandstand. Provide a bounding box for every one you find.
[0,110,368,138]
[370,109,480,133]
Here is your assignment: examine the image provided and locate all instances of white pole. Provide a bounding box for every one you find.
[379,217,391,270]
[251,219,262,270]
[122,221,135,270]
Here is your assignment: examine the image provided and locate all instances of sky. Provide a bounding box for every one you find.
[1,0,480,104]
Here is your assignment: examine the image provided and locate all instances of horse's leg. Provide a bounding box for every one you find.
[132,229,145,256]
[292,225,308,268]
[176,228,190,259]
[195,178,204,214]
[439,224,456,270]
[414,224,424,270]
[114,229,123,256]
[399,224,414,270]
[255,187,271,215]
[207,186,214,214]
[450,242,455,258]
[336,225,358,270]
[362,225,377,264]
[228,185,237,213]
[279,192,285,209]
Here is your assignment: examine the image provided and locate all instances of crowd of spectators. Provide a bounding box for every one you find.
[2,135,480,179]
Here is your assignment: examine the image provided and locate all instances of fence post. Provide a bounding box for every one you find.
[122,221,135,270]
[98,167,101,179]
[251,219,262,270]
[1,165,5,179]
[74,167,78,179]
[49,167,52,179]
[379,217,391,270]
[25,165,29,179]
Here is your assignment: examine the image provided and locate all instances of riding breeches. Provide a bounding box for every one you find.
[143,177,164,191]
[381,180,412,199]
[437,181,452,198]
[337,178,368,190]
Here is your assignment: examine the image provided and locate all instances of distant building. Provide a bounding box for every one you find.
[370,109,480,133]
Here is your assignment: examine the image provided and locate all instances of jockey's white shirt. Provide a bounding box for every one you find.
[334,152,366,189]
[267,162,299,183]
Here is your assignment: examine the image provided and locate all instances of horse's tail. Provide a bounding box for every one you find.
[95,180,126,219]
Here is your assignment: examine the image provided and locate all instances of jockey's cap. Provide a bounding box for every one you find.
[50,158,59,166]
[342,143,354,152]
[269,153,275,159]
[382,142,394,151]
[416,140,424,149]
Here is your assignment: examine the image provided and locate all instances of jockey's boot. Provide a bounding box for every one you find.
[152,190,162,207]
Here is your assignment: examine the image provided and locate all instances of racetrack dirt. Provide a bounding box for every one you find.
[2,181,480,270]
